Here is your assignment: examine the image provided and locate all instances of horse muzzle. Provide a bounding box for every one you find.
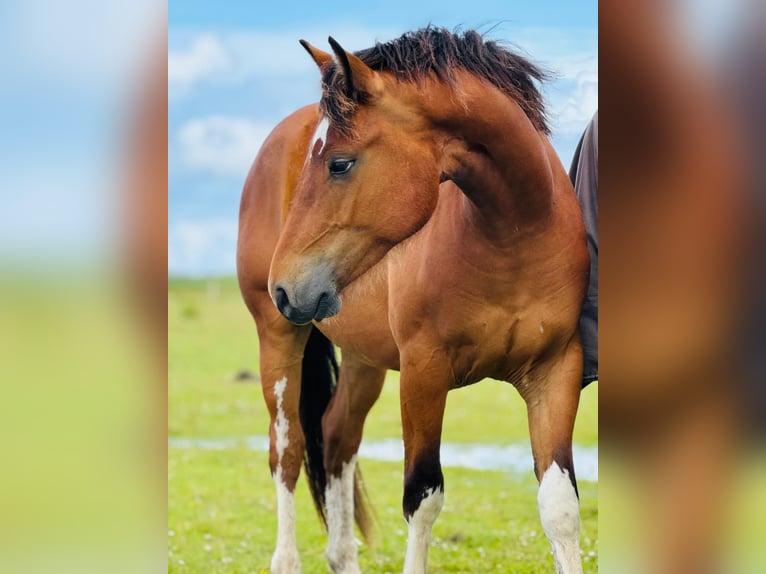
[271,280,342,325]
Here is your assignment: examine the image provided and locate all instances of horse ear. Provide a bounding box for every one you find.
[327,36,382,99]
[299,39,334,70]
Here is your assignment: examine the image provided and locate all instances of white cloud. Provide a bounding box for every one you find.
[553,55,598,83]
[177,116,273,178]
[168,219,238,276]
[491,27,597,136]
[547,60,598,135]
[553,79,598,134]
[168,34,231,95]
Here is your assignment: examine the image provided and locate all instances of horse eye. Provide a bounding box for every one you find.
[329,158,355,176]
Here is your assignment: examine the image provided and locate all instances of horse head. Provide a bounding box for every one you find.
[268,38,441,324]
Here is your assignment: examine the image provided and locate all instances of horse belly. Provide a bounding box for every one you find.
[313,262,400,370]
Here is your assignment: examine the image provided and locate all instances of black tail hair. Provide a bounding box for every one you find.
[299,326,374,542]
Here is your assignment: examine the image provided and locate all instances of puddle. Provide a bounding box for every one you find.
[169,436,598,482]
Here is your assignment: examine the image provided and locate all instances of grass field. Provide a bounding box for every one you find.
[169,278,598,573]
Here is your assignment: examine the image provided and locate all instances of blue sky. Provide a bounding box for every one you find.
[168,1,597,276]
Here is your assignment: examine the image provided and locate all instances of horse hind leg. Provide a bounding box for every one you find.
[252,294,312,574]
[322,355,386,574]
[525,344,585,574]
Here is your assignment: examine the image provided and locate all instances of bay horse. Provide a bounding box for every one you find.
[237,28,589,574]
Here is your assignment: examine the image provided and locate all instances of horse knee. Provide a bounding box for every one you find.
[265,374,305,479]
[403,455,444,519]
[270,434,305,478]
[404,483,443,528]
[322,408,361,476]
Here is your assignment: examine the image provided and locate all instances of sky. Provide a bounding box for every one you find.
[168,0,598,277]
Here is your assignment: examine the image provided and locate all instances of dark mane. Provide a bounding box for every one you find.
[320,26,551,136]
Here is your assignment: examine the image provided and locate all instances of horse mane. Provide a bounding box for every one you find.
[320,26,551,136]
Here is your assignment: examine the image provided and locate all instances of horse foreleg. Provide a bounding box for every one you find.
[255,302,312,574]
[399,354,450,574]
[322,355,386,574]
[525,344,584,574]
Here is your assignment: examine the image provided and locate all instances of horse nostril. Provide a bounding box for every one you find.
[274,285,290,315]
[315,291,329,313]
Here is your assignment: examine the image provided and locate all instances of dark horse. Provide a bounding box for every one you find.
[237,28,589,573]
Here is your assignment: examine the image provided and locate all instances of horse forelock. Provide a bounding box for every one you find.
[319,65,361,138]
[318,26,551,136]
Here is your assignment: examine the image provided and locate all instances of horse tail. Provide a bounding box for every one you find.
[352,463,375,543]
[299,326,375,543]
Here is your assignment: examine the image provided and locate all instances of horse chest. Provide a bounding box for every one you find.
[386,228,557,382]
[313,258,400,369]
[435,306,548,386]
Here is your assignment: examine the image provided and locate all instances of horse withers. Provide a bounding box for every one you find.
[237,28,589,574]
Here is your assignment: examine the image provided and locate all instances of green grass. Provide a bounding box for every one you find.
[169,449,597,574]
[169,278,598,572]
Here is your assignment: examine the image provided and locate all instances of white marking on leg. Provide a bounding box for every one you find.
[403,487,444,574]
[325,455,361,574]
[274,376,289,459]
[272,466,301,573]
[271,377,301,573]
[537,462,583,574]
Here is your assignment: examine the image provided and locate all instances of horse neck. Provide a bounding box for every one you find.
[420,73,555,238]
